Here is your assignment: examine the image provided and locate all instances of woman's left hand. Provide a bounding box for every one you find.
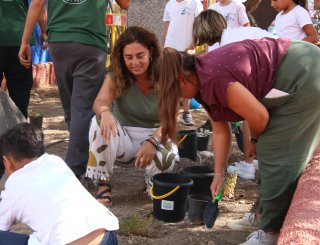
[135,141,156,169]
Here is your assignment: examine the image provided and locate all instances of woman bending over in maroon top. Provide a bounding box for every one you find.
[157,38,320,245]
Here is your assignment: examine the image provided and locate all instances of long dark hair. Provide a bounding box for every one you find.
[293,0,308,9]
[110,26,161,97]
[158,48,196,143]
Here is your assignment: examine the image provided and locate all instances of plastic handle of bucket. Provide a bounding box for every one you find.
[150,184,181,200]
[178,134,188,145]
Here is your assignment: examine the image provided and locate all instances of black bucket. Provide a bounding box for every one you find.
[182,166,214,197]
[178,130,197,161]
[197,134,209,151]
[151,173,193,223]
[188,194,212,224]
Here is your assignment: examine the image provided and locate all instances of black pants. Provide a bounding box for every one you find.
[0,46,33,118]
[49,42,106,176]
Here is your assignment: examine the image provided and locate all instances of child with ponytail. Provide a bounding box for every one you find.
[272,0,318,43]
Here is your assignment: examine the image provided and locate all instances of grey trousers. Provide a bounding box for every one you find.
[49,42,107,176]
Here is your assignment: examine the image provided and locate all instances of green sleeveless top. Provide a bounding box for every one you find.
[113,83,160,128]
[47,0,107,52]
[0,0,35,46]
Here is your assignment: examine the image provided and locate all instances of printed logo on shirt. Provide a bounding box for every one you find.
[225,13,236,22]
[63,0,86,4]
[180,7,192,15]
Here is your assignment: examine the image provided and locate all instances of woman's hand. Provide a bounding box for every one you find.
[18,42,31,69]
[135,141,156,169]
[248,141,257,157]
[210,175,224,197]
[99,111,118,141]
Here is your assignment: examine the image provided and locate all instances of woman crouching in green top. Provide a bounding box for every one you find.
[86,26,178,206]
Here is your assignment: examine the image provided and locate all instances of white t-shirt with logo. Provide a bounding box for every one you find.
[275,5,312,40]
[208,26,276,52]
[0,154,119,245]
[163,0,203,51]
[209,0,249,28]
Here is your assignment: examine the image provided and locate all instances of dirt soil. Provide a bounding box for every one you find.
[10,87,259,245]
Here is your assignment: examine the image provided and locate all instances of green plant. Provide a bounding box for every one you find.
[119,214,152,236]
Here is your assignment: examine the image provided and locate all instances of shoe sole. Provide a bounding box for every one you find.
[182,122,195,126]
[227,221,259,232]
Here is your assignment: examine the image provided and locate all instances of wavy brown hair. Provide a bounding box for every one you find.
[110,26,161,97]
[158,48,196,144]
[193,9,227,46]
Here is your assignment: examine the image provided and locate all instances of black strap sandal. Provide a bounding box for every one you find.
[96,182,112,206]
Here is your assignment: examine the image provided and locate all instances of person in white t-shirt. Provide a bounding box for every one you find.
[209,0,250,28]
[208,0,250,51]
[0,123,119,245]
[163,0,203,125]
[272,0,318,43]
[192,9,276,180]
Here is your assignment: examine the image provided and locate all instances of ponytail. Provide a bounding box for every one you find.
[158,48,196,144]
[293,0,308,9]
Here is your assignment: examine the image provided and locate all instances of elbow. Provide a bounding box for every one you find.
[257,111,269,133]
[307,35,319,44]
[311,36,319,44]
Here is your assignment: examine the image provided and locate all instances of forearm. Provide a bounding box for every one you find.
[38,4,47,33]
[162,22,169,49]
[93,99,113,116]
[153,127,162,140]
[22,0,45,44]
[212,122,232,175]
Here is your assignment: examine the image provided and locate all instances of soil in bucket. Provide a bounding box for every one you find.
[182,165,214,197]
[188,194,212,224]
[151,173,193,223]
[178,130,197,161]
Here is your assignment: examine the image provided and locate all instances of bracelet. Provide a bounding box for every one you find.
[145,136,159,148]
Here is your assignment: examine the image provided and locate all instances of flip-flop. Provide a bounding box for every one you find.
[96,182,112,206]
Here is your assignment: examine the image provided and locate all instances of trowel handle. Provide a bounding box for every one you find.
[214,183,225,202]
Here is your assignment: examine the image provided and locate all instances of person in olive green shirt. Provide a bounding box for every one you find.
[19,0,112,179]
[86,26,178,206]
[0,0,45,119]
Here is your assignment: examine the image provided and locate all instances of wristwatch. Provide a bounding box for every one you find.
[250,138,258,144]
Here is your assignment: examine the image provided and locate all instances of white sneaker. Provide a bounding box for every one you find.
[227,213,260,232]
[227,161,255,179]
[239,230,278,245]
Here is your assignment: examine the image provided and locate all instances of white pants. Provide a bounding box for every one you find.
[86,116,178,184]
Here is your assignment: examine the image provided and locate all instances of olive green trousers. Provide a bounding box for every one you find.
[258,41,320,232]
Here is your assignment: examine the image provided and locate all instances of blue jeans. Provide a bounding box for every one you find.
[0,231,29,245]
[99,231,118,245]
[0,230,118,245]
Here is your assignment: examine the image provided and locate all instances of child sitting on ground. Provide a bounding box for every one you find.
[0,123,119,245]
